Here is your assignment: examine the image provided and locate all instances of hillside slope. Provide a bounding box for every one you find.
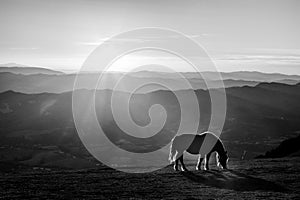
[256,134,300,158]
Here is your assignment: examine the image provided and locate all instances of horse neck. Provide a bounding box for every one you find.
[214,139,226,156]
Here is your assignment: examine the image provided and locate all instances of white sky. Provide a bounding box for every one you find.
[0,0,299,74]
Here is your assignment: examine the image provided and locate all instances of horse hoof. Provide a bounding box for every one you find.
[173,166,179,171]
[181,167,188,172]
[196,167,201,171]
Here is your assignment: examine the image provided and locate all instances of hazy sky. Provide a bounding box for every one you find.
[0,0,299,74]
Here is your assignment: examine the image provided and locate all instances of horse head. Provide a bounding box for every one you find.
[218,151,229,169]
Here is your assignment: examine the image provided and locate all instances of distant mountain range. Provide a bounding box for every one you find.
[0,72,263,93]
[0,64,299,93]
[0,82,299,160]
[0,64,300,168]
[0,63,63,75]
[130,70,300,82]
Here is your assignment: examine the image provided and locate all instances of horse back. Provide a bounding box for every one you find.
[173,132,219,155]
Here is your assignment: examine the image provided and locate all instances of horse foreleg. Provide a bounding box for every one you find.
[196,155,204,170]
[216,152,220,168]
[205,153,212,170]
[179,155,188,171]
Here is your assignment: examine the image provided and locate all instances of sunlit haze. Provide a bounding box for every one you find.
[0,0,299,74]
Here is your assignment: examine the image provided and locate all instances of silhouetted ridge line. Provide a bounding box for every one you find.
[256,134,300,158]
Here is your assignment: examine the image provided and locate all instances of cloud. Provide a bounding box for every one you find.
[220,54,300,61]
[9,47,39,50]
[76,34,211,46]
[246,48,300,56]
[76,37,147,46]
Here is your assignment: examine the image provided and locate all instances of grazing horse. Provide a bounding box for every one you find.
[169,132,228,171]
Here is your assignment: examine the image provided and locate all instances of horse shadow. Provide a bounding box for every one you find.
[180,169,288,192]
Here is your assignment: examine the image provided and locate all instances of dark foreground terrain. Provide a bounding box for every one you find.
[0,158,299,199]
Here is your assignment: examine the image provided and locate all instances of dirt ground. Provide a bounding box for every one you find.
[0,157,299,199]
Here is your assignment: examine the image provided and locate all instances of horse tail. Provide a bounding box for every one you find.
[169,137,177,163]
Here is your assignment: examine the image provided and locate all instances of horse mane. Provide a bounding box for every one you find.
[216,139,226,155]
[195,131,226,155]
[203,131,226,155]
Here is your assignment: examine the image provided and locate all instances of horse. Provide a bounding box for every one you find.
[169,132,229,171]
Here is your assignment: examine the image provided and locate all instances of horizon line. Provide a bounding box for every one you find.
[1,62,300,76]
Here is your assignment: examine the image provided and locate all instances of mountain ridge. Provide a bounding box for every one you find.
[0,70,299,94]
[0,63,64,75]
[1,82,300,159]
